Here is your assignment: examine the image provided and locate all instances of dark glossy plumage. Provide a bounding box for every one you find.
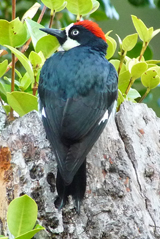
[38,30,118,212]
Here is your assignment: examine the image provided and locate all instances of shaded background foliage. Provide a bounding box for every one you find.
[0,0,160,116]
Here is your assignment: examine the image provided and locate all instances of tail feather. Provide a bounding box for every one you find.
[54,159,86,213]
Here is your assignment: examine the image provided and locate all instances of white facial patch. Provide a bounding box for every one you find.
[62,37,80,51]
[62,23,80,51]
[98,110,108,125]
[42,107,46,118]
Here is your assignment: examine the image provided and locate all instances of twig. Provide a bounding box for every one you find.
[138,88,150,103]
[49,10,55,28]
[10,0,16,120]
[5,5,47,73]
[139,42,148,61]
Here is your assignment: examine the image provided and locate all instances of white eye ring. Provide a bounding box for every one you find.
[71,29,79,36]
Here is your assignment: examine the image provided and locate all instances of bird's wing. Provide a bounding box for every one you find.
[38,54,118,184]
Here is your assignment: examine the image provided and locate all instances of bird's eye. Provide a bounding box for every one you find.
[71,29,79,36]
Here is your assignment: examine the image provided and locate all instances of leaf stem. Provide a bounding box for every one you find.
[49,10,55,28]
[139,42,148,61]
[118,50,126,75]
[138,88,150,103]
[125,77,135,95]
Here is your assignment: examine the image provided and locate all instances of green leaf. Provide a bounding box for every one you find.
[105,35,117,59]
[7,92,38,116]
[127,42,153,60]
[110,59,126,73]
[116,34,122,49]
[0,60,8,78]
[5,45,34,83]
[66,0,93,16]
[25,19,46,49]
[118,70,131,93]
[146,60,160,64]
[0,237,8,239]
[131,15,151,42]
[0,18,28,48]
[127,88,141,99]
[14,227,44,239]
[130,61,148,79]
[152,28,160,39]
[122,33,138,52]
[0,82,7,102]
[20,73,32,91]
[87,0,100,15]
[29,51,43,70]
[22,3,41,22]
[141,69,160,89]
[41,0,66,11]
[2,105,11,115]
[7,195,38,237]
[55,1,67,12]
[35,35,59,58]
[117,89,125,108]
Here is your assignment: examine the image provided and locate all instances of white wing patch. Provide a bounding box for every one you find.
[42,107,46,118]
[98,110,108,125]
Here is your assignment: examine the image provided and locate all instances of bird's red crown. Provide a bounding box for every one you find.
[74,20,106,42]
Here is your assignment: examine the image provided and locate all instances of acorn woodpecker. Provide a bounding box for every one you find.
[38,20,118,213]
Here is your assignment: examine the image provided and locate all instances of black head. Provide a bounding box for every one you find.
[40,20,107,53]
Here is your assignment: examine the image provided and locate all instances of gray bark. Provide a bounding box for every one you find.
[0,101,160,239]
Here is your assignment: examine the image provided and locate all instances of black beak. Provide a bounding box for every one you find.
[40,28,66,44]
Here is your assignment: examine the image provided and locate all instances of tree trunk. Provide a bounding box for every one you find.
[0,101,160,239]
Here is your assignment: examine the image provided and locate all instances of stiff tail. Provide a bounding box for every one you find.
[54,159,86,213]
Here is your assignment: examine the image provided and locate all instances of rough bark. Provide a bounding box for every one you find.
[0,101,160,239]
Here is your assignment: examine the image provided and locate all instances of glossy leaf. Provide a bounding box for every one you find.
[7,195,38,237]
[25,19,46,49]
[3,105,11,115]
[19,73,32,91]
[55,1,67,12]
[131,15,151,42]
[41,0,66,11]
[87,0,100,15]
[116,34,122,49]
[29,51,43,70]
[0,18,28,48]
[118,70,131,93]
[141,69,160,89]
[22,3,41,22]
[0,60,8,78]
[105,35,117,59]
[110,59,126,73]
[152,28,160,39]
[5,45,34,83]
[130,61,148,79]
[0,82,7,102]
[0,237,8,239]
[127,88,141,99]
[117,89,125,108]
[146,60,160,64]
[122,33,138,52]
[66,0,93,16]
[14,227,44,239]
[36,35,59,58]
[7,92,38,116]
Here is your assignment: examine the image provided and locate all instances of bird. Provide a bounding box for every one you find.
[38,20,118,213]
